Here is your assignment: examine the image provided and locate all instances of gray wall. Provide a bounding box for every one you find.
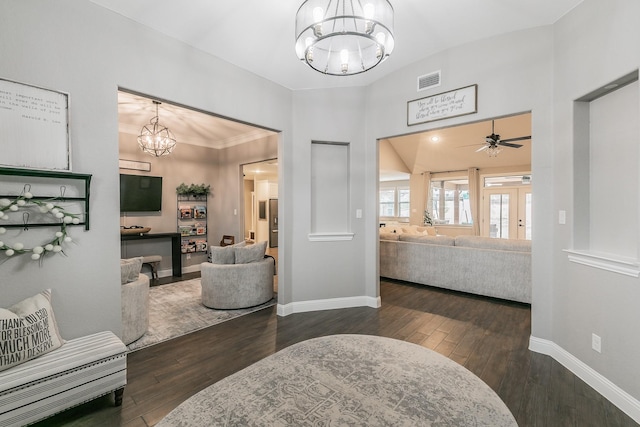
[119,132,218,271]
[289,88,369,303]
[0,1,292,339]
[1,0,639,412]
[551,0,640,400]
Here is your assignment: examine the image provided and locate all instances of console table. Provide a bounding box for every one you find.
[120,232,182,278]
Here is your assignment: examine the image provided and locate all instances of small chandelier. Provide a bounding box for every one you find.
[137,100,177,157]
[295,0,395,76]
[485,145,503,157]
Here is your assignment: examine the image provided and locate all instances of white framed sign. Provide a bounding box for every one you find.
[407,84,477,126]
[0,78,71,171]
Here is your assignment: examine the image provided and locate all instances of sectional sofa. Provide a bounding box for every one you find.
[380,228,531,304]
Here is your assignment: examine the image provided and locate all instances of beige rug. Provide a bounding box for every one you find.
[157,334,517,426]
[127,278,276,352]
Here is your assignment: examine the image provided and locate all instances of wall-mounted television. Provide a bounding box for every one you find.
[120,174,163,212]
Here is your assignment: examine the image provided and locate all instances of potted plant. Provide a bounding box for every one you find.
[176,183,211,199]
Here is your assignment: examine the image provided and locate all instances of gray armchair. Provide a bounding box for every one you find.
[121,274,150,344]
[200,258,274,309]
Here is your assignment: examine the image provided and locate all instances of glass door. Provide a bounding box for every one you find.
[483,189,517,238]
[517,189,532,240]
[482,187,531,240]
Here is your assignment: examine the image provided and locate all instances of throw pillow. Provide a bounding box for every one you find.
[208,241,246,264]
[0,289,65,372]
[208,246,235,264]
[120,257,143,284]
[235,241,267,264]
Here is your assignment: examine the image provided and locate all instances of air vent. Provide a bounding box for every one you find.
[417,70,441,91]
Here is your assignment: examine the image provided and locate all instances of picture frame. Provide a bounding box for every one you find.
[407,84,477,126]
[0,77,71,171]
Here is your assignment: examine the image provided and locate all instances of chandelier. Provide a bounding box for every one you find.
[137,100,177,157]
[295,0,395,76]
[485,145,503,157]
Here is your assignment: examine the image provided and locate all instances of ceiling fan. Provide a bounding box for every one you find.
[476,120,531,154]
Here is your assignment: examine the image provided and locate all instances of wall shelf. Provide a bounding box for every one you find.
[0,167,92,230]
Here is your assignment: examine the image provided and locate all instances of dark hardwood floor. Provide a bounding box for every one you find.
[35,278,638,426]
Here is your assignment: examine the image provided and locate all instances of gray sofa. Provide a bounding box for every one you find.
[380,234,531,303]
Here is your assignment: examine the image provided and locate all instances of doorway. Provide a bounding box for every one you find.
[483,186,532,240]
[242,159,278,247]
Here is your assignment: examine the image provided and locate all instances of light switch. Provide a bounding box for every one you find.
[356,209,362,218]
[559,210,566,225]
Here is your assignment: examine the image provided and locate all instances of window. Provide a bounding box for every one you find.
[431,179,472,225]
[379,184,410,218]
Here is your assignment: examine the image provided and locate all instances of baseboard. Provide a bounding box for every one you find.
[529,336,640,424]
[155,264,201,279]
[277,295,381,317]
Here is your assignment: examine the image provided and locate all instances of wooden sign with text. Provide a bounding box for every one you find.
[407,84,477,126]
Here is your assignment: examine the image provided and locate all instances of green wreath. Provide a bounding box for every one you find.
[0,191,81,262]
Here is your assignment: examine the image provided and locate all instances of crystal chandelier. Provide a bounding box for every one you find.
[295,0,395,76]
[137,101,177,157]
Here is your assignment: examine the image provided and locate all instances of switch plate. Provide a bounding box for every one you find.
[559,210,566,225]
[592,333,601,353]
[356,209,362,219]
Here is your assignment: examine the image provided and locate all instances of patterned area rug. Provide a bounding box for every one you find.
[127,279,276,352]
[157,334,517,426]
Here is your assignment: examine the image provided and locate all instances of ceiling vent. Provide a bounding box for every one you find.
[417,70,441,91]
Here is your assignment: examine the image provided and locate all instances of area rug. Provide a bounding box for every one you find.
[157,334,517,426]
[127,279,276,352]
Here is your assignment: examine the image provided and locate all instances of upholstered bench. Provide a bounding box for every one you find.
[0,331,127,427]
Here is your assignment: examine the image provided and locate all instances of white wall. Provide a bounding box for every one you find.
[548,0,640,406]
[0,1,291,339]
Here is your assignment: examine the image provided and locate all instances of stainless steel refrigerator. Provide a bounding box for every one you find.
[269,198,278,248]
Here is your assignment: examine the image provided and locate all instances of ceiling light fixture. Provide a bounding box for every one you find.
[295,0,395,76]
[137,100,177,157]
[485,145,503,157]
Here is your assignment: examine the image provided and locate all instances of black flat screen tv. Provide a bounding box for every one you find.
[120,174,163,212]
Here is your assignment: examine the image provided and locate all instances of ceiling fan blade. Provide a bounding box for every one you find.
[497,141,523,148]
[500,135,531,143]
[458,143,485,148]
[476,145,489,152]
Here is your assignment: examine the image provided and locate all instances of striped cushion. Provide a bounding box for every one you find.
[0,331,127,426]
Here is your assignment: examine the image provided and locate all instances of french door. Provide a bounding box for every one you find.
[482,187,531,240]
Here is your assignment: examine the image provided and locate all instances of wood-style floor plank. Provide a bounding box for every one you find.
[32,279,639,427]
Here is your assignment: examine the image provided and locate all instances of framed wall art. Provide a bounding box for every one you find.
[407,84,477,126]
[0,78,71,171]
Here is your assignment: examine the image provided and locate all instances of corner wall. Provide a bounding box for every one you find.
[0,1,292,339]
[543,0,640,416]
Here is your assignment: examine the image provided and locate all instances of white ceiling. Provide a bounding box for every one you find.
[118,91,275,150]
[111,2,551,178]
[92,0,583,91]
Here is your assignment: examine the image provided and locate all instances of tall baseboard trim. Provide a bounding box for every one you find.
[277,295,381,317]
[529,336,640,424]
